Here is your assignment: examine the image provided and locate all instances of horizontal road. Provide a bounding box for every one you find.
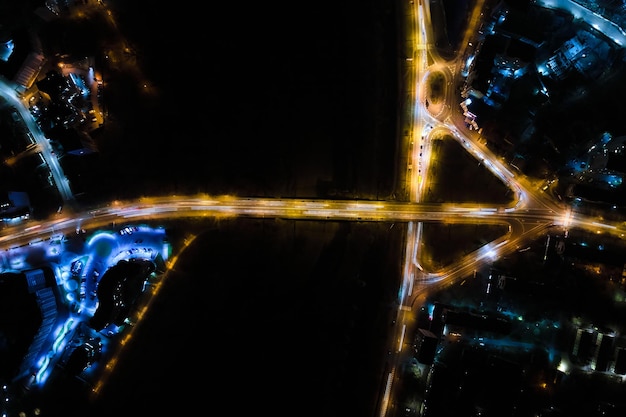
[0,2,624,415]
[0,195,621,262]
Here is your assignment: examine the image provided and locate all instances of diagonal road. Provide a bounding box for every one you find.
[0,1,624,415]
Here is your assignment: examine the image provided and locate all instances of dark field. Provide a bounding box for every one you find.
[420,222,510,271]
[61,218,406,417]
[38,0,401,204]
[423,135,515,206]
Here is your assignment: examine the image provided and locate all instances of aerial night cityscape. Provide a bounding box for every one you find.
[1,0,626,416]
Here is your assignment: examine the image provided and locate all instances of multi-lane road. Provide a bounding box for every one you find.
[382,0,626,415]
[1,0,625,415]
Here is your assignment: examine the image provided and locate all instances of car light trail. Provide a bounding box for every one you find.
[398,324,406,352]
[379,372,394,417]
